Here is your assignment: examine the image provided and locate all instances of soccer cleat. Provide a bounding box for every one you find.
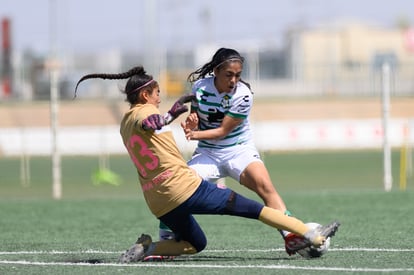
[119,234,153,263]
[284,233,310,255]
[305,221,341,247]
[319,221,340,239]
[285,221,341,256]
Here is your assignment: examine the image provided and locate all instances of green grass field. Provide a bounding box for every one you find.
[1,150,413,274]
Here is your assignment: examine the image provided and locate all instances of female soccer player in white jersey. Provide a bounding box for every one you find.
[161,48,303,255]
[74,66,339,262]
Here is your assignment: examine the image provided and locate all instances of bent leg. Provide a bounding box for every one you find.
[239,161,287,211]
[147,214,202,257]
[158,208,207,253]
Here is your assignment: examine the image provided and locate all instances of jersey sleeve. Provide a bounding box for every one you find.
[227,86,253,119]
[190,82,200,112]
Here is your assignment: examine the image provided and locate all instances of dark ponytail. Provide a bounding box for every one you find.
[74,66,158,104]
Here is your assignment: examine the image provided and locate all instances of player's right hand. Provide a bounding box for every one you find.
[181,113,198,130]
[168,93,196,119]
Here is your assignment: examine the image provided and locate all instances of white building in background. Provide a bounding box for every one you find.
[285,21,414,96]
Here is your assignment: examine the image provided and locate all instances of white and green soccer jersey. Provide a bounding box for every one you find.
[191,76,254,149]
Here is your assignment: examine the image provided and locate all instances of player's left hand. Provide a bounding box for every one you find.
[142,114,165,130]
[165,93,196,124]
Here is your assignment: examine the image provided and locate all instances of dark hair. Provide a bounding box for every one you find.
[74,66,158,104]
[187,47,250,89]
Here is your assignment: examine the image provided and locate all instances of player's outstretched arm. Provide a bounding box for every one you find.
[163,93,196,124]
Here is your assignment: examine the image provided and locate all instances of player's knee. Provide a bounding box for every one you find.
[186,227,207,252]
[192,237,207,252]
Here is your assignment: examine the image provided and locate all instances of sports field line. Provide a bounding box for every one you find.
[1,247,414,255]
[0,260,413,273]
[1,249,413,273]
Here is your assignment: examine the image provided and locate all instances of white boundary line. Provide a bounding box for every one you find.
[0,260,413,273]
[1,248,413,273]
[1,247,414,255]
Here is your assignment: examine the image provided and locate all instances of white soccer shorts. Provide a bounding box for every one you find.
[187,143,263,182]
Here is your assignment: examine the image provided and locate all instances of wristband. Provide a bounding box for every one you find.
[163,112,173,125]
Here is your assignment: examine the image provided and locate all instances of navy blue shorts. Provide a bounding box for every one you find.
[158,179,264,252]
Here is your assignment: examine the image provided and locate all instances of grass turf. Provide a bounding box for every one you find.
[1,150,413,274]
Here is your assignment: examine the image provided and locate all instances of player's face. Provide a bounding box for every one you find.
[147,87,161,108]
[214,61,243,93]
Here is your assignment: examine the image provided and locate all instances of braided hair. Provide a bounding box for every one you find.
[74,66,158,104]
[187,48,250,89]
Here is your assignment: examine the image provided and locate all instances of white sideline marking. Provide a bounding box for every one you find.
[1,248,413,273]
[0,260,413,273]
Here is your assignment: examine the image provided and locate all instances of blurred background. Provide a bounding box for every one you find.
[1,0,413,195]
[1,0,414,100]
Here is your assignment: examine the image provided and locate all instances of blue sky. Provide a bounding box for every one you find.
[1,0,411,55]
